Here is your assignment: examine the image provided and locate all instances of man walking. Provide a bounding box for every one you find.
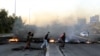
[41,32,50,48]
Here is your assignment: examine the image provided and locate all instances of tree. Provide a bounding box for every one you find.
[0,9,16,33]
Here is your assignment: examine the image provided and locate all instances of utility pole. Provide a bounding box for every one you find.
[13,0,16,19]
[29,8,30,24]
[15,0,16,16]
[28,8,31,32]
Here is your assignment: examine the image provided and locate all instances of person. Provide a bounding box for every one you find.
[59,32,66,48]
[41,32,50,48]
[24,32,34,50]
[29,33,34,48]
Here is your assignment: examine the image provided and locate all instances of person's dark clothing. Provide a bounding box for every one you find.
[61,33,65,41]
[26,32,31,41]
[44,33,49,40]
[44,32,50,40]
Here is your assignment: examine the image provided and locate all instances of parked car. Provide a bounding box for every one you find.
[80,31,89,37]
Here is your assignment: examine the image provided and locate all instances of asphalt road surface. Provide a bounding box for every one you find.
[0,42,45,56]
[61,44,100,56]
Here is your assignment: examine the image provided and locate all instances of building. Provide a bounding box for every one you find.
[90,15,99,23]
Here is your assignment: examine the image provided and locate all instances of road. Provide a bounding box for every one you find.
[0,42,45,56]
[61,44,100,56]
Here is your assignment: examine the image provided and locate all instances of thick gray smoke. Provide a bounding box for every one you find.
[12,15,95,42]
[12,17,37,38]
[34,21,67,38]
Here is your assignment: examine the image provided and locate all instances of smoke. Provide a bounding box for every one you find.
[13,13,92,42]
[31,13,80,41]
[34,21,68,38]
[12,17,37,38]
[31,12,77,26]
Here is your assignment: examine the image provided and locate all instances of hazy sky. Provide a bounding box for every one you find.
[0,0,100,26]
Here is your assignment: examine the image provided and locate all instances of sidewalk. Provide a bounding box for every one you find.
[46,43,63,56]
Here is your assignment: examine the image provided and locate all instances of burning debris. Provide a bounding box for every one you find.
[49,38,55,43]
[86,41,91,44]
[8,37,19,42]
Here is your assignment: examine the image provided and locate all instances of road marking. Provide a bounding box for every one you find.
[56,46,64,56]
[46,45,49,56]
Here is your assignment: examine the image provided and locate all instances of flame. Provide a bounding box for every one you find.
[86,41,91,44]
[49,39,55,43]
[9,37,19,42]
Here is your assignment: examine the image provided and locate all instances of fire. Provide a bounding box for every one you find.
[86,41,91,44]
[49,38,55,43]
[9,37,19,42]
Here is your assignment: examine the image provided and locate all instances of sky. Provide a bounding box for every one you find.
[0,0,100,26]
